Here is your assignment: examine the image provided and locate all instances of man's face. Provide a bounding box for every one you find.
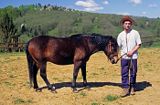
[123,21,132,30]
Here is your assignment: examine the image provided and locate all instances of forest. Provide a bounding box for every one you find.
[0,4,160,52]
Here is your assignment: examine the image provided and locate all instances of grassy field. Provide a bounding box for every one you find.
[0,48,160,105]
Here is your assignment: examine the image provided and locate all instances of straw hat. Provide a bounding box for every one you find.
[120,16,135,24]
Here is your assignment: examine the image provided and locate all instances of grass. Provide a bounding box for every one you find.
[99,67,105,70]
[14,98,33,104]
[0,52,25,56]
[91,102,100,105]
[79,92,87,97]
[148,42,160,48]
[104,94,119,102]
[91,73,99,76]
[9,74,17,78]
[3,81,16,88]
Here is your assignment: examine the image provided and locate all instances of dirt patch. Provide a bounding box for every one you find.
[0,48,160,105]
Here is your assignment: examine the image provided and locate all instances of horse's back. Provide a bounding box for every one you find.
[28,36,53,53]
[27,35,77,64]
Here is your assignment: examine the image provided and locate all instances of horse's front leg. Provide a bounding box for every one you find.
[81,63,90,89]
[72,61,82,93]
[40,63,56,92]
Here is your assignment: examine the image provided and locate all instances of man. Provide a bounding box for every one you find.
[117,16,142,97]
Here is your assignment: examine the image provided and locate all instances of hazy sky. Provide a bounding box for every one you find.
[0,0,160,18]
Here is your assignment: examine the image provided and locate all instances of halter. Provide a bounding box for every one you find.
[107,41,118,60]
[108,41,112,53]
[107,41,128,63]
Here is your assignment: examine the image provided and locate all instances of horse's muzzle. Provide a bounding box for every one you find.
[110,56,118,64]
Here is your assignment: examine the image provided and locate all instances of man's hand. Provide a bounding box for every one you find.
[127,44,141,57]
[127,51,133,57]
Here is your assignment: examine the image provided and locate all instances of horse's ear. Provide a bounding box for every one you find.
[106,36,112,44]
[109,36,116,42]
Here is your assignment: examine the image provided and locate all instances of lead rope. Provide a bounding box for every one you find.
[116,33,129,63]
[125,32,132,67]
[116,53,127,63]
[126,32,135,89]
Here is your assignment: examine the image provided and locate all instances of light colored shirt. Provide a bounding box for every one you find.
[117,29,142,59]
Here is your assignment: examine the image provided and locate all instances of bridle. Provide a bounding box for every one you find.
[116,53,133,70]
[108,41,112,53]
[108,42,127,63]
[107,41,118,60]
[107,41,128,63]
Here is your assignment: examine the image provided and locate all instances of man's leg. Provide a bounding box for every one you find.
[130,59,137,95]
[121,59,130,97]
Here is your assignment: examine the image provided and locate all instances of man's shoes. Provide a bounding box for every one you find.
[120,88,129,97]
[130,87,135,95]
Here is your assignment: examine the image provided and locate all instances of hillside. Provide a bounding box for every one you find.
[1,4,160,47]
[15,8,160,37]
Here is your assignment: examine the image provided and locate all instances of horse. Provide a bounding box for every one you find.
[25,33,119,92]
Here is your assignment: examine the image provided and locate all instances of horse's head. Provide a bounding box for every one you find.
[104,37,119,64]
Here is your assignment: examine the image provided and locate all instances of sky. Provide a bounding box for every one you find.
[0,0,160,18]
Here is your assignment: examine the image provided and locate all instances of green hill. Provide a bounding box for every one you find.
[1,4,160,48]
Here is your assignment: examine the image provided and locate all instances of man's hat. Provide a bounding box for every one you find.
[120,16,135,24]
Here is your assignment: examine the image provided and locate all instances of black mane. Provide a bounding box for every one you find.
[69,33,116,50]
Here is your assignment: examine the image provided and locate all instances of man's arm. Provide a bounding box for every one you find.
[127,44,141,57]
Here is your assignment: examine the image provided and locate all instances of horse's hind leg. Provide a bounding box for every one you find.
[40,62,56,91]
[33,64,39,90]
[81,63,90,89]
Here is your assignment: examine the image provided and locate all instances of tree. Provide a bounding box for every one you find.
[0,13,18,52]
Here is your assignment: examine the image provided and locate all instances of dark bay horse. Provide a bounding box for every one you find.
[25,33,119,92]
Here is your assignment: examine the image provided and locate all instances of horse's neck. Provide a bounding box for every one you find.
[88,36,105,54]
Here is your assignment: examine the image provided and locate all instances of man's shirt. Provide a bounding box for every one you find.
[117,29,142,59]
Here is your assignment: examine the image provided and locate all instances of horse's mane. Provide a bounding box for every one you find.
[70,33,113,39]
[70,33,115,43]
[69,33,116,50]
[37,34,116,48]
[38,33,114,40]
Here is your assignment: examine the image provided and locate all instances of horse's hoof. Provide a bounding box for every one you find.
[35,88,42,92]
[48,85,56,90]
[51,90,57,93]
[83,83,91,90]
[72,88,79,93]
[85,85,91,90]
[50,86,57,93]
[51,86,56,91]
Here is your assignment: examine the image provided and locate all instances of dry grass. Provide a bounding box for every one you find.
[0,48,160,105]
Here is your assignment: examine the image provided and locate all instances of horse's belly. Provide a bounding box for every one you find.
[48,57,73,65]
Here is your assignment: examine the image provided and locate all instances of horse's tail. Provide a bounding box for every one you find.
[25,41,34,87]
